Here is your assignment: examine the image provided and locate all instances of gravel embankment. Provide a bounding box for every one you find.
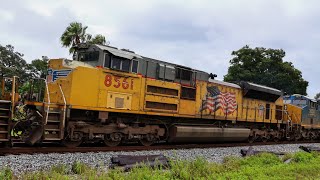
[1,143,320,175]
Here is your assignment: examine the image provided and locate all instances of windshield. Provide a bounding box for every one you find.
[78,51,99,62]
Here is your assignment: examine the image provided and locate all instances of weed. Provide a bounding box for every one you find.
[292,151,314,163]
[0,167,14,180]
[6,151,320,179]
[72,161,88,174]
[51,164,68,174]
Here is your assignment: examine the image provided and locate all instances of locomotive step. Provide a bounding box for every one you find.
[0,100,11,103]
[0,131,8,133]
[0,108,10,111]
[0,115,9,118]
[0,139,9,141]
[47,119,61,123]
[45,110,61,114]
[44,138,61,141]
[45,129,60,131]
[0,123,8,126]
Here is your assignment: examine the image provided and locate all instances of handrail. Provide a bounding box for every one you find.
[31,78,50,125]
[58,84,66,138]
[11,76,17,118]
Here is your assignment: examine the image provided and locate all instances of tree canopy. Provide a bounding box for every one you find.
[0,44,29,82]
[88,34,107,45]
[224,45,308,95]
[28,56,49,79]
[60,22,107,54]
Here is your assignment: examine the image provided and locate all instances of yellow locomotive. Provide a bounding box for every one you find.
[0,43,315,147]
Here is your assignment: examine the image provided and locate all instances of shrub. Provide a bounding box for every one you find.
[241,153,282,167]
[292,151,314,163]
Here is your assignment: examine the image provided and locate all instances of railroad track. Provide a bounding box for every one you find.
[1,141,318,155]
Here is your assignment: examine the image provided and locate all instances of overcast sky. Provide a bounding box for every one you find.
[1,0,319,97]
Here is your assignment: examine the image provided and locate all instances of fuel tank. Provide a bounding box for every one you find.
[168,125,250,143]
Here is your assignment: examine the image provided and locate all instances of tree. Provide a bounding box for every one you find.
[224,45,308,95]
[0,44,29,82]
[28,56,49,79]
[315,93,320,100]
[60,22,88,54]
[88,34,107,45]
[60,22,108,54]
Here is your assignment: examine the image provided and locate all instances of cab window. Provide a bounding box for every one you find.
[131,60,138,73]
[111,56,130,72]
[78,51,99,62]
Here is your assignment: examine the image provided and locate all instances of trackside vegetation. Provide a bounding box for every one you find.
[1,151,320,179]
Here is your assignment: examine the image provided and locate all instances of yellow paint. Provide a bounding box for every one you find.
[284,104,302,124]
[107,91,132,110]
[42,59,289,124]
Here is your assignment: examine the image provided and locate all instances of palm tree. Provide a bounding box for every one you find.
[60,22,88,54]
[90,34,107,45]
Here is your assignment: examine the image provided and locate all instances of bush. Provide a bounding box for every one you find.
[292,151,314,163]
[241,153,282,166]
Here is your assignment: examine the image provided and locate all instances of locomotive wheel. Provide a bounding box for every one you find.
[139,133,155,146]
[310,133,317,141]
[294,132,302,141]
[104,133,122,147]
[62,132,83,148]
[248,136,255,143]
[261,136,268,143]
[62,139,82,148]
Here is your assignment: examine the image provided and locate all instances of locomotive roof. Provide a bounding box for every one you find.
[95,44,143,59]
[287,94,317,102]
[208,79,241,89]
[241,82,282,95]
[93,43,209,74]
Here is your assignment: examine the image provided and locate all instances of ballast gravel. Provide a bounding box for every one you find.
[1,143,320,175]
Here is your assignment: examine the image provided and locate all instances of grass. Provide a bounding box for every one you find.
[2,151,320,179]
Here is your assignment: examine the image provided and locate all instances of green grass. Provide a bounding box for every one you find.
[3,151,320,179]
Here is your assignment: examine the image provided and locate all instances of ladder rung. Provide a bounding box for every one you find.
[0,139,9,141]
[0,123,8,126]
[46,111,61,114]
[0,131,8,133]
[47,120,60,123]
[45,129,60,131]
[0,100,11,103]
[0,108,10,111]
[44,138,61,141]
[0,116,9,118]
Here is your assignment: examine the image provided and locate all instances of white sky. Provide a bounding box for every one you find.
[1,0,319,96]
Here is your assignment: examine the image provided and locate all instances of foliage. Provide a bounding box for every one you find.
[60,22,108,54]
[0,44,28,82]
[11,152,320,179]
[224,45,309,95]
[27,56,49,79]
[0,167,14,180]
[86,34,108,45]
[315,93,320,100]
[60,22,88,54]
[72,161,89,174]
